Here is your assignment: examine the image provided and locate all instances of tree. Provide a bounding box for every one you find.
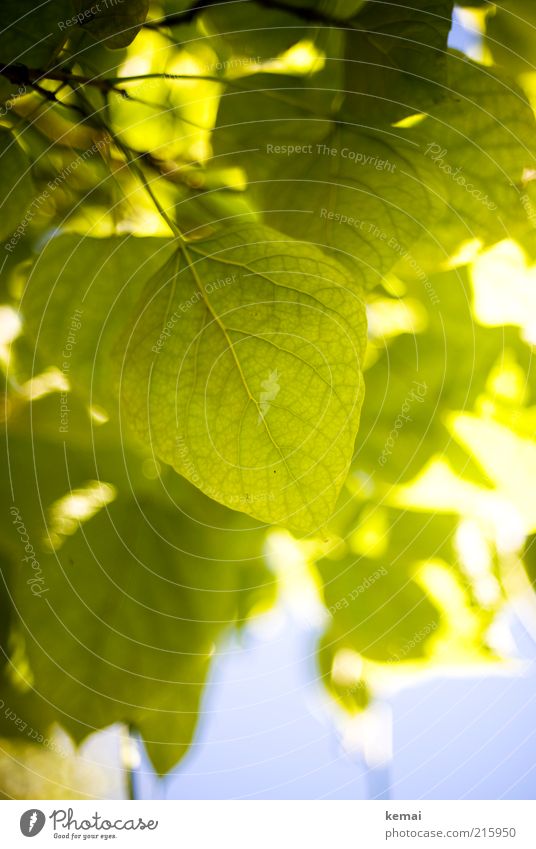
[0,0,535,792]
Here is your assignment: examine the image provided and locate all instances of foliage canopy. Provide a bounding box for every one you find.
[0,0,535,787]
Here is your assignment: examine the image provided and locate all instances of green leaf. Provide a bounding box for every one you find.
[0,553,12,662]
[410,55,536,266]
[118,225,367,533]
[319,550,440,673]
[0,396,274,774]
[523,533,536,590]
[11,494,269,774]
[357,267,534,482]
[342,0,455,125]
[22,227,367,534]
[0,1,71,102]
[211,38,344,156]
[315,504,499,712]
[0,130,34,243]
[318,510,445,665]
[73,0,149,48]
[484,0,536,76]
[200,3,308,64]
[219,121,443,285]
[22,233,175,401]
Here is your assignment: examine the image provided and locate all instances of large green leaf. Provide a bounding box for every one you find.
[213,107,443,284]
[23,226,367,534]
[214,53,536,281]
[261,124,442,282]
[118,225,367,534]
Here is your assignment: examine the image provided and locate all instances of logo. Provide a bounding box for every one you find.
[20,809,46,837]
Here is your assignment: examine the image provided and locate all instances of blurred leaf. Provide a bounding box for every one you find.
[484,0,536,76]
[523,533,536,589]
[73,0,149,48]
[0,553,12,662]
[410,55,536,268]
[342,0,455,125]
[0,130,35,242]
[357,267,533,482]
[21,233,174,400]
[214,113,444,283]
[212,63,339,156]
[450,413,536,535]
[0,395,274,774]
[200,3,308,63]
[0,1,71,102]
[315,505,498,710]
[10,493,268,774]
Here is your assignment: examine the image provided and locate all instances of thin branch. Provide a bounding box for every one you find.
[2,64,332,122]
